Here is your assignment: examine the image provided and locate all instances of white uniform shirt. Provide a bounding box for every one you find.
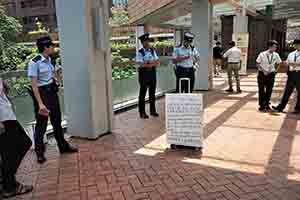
[256,50,282,73]
[136,48,159,67]
[27,54,55,87]
[0,79,16,122]
[223,47,242,63]
[173,46,200,68]
[287,50,300,71]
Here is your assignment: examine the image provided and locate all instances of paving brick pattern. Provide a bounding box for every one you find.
[7,73,300,200]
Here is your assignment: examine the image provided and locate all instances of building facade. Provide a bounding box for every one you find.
[3,0,57,32]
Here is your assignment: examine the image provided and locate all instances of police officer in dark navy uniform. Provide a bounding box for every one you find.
[273,39,300,114]
[136,33,160,119]
[27,36,78,164]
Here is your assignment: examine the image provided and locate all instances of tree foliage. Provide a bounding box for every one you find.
[0,2,23,72]
[110,8,129,26]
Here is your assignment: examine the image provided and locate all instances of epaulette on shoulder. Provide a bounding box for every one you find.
[32,55,42,62]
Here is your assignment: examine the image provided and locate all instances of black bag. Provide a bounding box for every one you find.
[51,79,59,93]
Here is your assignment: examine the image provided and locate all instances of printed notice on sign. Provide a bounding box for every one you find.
[166,94,204,148]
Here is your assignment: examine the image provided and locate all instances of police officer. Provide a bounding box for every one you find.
[136,33,160,119]
[256,40,282,111]
[28,36,77,164]
[273,39,300,114]
[172,32,200,93]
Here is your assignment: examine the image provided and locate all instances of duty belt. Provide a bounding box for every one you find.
[290,66,300,72]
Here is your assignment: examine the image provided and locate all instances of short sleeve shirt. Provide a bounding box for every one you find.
[256,51,282,73]
[173,46,200,68]
[136,48,159,66]
[0,79,16,122]
[287,50,300,71]
[28,54,54,87]
[223,47,241,63]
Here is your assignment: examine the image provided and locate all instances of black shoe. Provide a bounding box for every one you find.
[60,145,78,154]
[225,88,234,93]
[2,183,33,199]
[272,106,283,112]
[258,107,265,112]
[37,154,47,164]
[140,113,149,119]
[265,105,272,111]
[237,89,242,93]
[150,112,159,117]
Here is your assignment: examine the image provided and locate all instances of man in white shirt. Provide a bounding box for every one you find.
[273,39,300,114]
[0,78,33,198]
[256,40,282,111]
[223,41,242,93]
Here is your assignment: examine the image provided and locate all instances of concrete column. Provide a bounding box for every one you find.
[233,11,249,75]
[192,0,213,90]
[135,25,144,54]
[55,0,113,139]
[174,29,183,46]
[234,14,248,33]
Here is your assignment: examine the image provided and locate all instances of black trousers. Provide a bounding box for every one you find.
[277,71,300,111]
[32,84,69,155]
[175,66,195,93]
[138,68,157,115]
[0,120,32,192]
[257,71,276,108]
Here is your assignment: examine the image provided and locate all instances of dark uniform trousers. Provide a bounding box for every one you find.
[0,121,32,192]
[175,66,195,93]
[277,71,300,111]
[257,71,276,108]
[138,67,157,115]
[32,83,69,155]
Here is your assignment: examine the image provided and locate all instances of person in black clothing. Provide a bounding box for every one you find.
[136,33,160,119]
[213,41,223,77]
[273,39,300,114]
[0,79,33,198]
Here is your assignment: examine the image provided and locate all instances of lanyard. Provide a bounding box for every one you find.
[294,53,300,62]
[267,53,274,65]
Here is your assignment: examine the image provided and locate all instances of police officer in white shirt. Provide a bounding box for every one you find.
[172,32,200,93]
[27,36,77,164]
[273,39,300,114]
[0,78,33,198]
[223,41,242,93]
[136,33,160,119]
[256,40,282,111]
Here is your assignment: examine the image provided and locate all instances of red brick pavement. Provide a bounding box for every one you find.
[7,73,300,200]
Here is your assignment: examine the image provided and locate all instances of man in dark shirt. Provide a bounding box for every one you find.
[213,42,223,77]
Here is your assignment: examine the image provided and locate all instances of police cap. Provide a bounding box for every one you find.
[138,33,151,43]
[36,36,54,47]
[184,32,195,42]
[293,39,300,45]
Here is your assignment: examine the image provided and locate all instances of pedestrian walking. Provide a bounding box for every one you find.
[213,41,223,77]
[0,78,33,198]
[223,41,242,93]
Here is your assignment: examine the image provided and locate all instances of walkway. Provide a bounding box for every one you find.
[9,73,300,200]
